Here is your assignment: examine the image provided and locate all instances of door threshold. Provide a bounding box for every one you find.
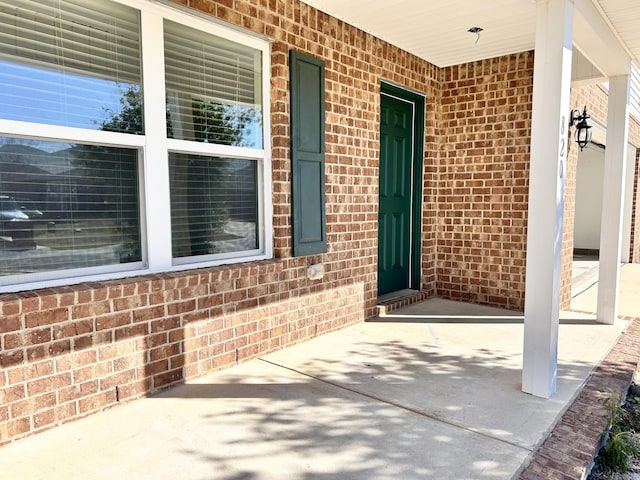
[376,289,429,316]
[378,289,417,303]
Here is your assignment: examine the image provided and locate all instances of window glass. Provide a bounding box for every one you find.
[169,153,258,258]
[0,0,269,290]
[164,20,262,148]
[0,137,141,276]
[0,0,143,133]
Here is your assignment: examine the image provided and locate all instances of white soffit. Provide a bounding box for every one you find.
[301,0,640,71]
[594,0,640,62]
[574,0,631,76]
[300,0,536,68]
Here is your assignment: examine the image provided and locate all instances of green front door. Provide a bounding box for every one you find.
[378,92,414,296]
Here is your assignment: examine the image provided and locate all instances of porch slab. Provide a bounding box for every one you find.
[0,296,629,479]
[265,299,626,451]
[571,263,640,317]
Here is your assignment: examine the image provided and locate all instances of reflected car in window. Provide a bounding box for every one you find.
[0,195,36,250]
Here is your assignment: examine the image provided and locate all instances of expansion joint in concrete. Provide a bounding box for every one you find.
[258,357,532,452]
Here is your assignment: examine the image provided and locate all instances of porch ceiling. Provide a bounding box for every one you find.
[301,0,640,72]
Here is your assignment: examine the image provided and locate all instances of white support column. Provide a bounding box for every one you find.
[522,0,574,399]
[596,74,631,324]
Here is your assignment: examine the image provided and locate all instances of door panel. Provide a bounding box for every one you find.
[378,93,413,296]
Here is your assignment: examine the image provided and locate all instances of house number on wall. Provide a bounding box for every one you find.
[558,115,566,178]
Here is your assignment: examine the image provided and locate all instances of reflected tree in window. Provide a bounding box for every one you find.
[65,84,143,262]
[171,100,259,257]
[99,85,144,135]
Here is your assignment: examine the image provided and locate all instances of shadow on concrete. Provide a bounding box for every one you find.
[0,293,628,479]
[142,312,614,479]
[153,347,534,479]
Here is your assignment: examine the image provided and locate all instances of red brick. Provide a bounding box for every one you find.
[57,292,76,307]
[33,408,57,429]
[150,344,181,362]
[132,305,165,322]
[144,360,169,376]
[0,315,22,334]
[48,340,71,357]
[1,385,26,404]
[167,300,196,316]
[1,299,21,316]
[53,320,94,340]
[95,312,132,331]
[100,369,137,391]
[11,392,56,418]
[169,354,185,369]
[113,355,140,372]
[25,308,69,328]
[7,360,54,385]
[73,362,113,383]
[59,380,100,403]
[73,334,97,351]
[114,379,150,401]
[71,301,111,319]
[54,402,78,423]
[78,390,116,414]
[3,332,22,350]
[26,327,52,345]
[26,373,71,396]
[0,350,24,368]
[153,368,183,389]
[197,294,223,310]
[0,417,31,442]
[150,316,181,333]
[114,323,148,341]
[20,295,40,313]
[146,331,167,348]
[97,344,118,361]
[114,295,148,311]
[26,345,48,361]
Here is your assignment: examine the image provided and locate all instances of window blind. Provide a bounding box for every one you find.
[164,19,262,148]
[169,153,257,259]
[0,137,141,277]
[0,0,142,132]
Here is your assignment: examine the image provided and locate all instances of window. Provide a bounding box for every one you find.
[163,19,263,264]
[169,154,258,259]
[0,0,271,291]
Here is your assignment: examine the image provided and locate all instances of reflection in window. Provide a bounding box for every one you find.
[164,20,262,148]
[0,0,269,289]
[169,153,257,258]
[0,0,142,133]
[0,137,141,276]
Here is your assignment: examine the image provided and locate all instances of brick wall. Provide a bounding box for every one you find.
[631,149,640,263]
[565,84,640,308]
[0,0,444,444]
[561,106,580,310]
[436,53,534,310]
[563,84,608,309]
[627,110,640,264]
[0,260,373,442]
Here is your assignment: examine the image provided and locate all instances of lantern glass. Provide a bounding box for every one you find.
[574,120,592,151]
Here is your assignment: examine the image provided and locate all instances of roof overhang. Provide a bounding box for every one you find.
[301,0,638,77]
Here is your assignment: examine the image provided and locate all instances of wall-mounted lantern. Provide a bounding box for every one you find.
[569,106,593,151]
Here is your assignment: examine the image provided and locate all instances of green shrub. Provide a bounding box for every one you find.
[599,431,639,472]
[597,389,640,473]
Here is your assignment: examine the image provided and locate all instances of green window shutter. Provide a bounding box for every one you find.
[290,50,327,256]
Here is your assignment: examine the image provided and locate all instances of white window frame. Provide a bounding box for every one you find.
[0,0,272,293]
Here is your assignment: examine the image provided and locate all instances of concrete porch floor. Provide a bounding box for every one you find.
[2,265,640,479]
